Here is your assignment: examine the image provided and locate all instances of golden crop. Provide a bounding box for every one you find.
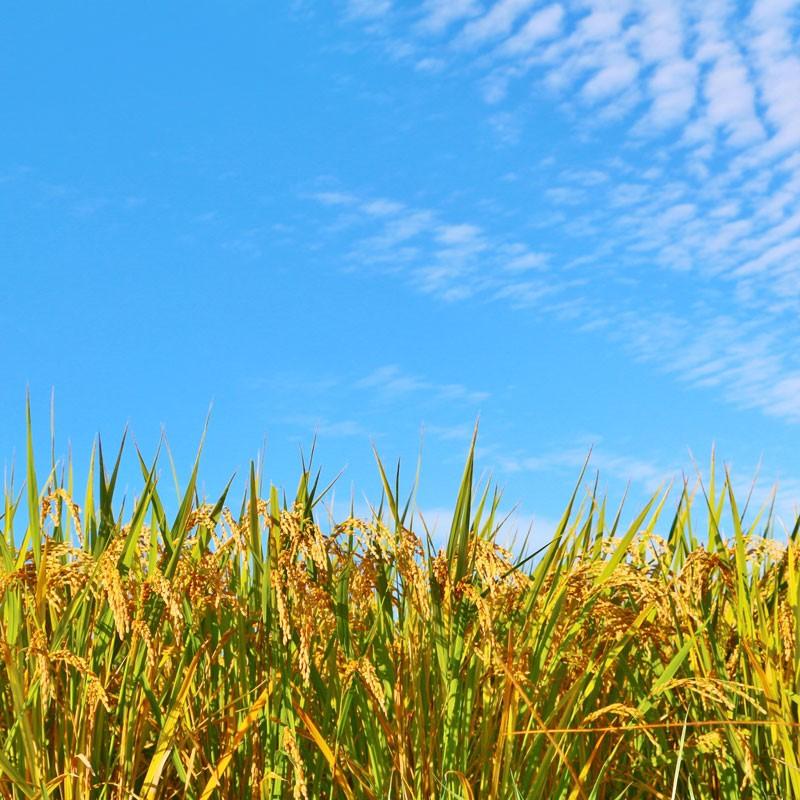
[1,417,798,799]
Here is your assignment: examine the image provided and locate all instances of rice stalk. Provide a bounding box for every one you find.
[0,411,798,798]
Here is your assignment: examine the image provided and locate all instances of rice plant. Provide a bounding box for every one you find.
[1,407,798,799]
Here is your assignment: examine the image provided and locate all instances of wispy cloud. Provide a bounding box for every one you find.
[492,437,800,529]
[256,364,488,453]
[259,364,488,408]
[283,415,372,439]
[346,0,392,20]
[457,0,539,49]
[421,422,476,442]
[311,190,359,206]
[496,5,565,56]
[309,170,800,424]
[416,0,482,35]
[496,441,674,494]
[327,2,800,426]
[357,365,489,404]
[309,186,562,305]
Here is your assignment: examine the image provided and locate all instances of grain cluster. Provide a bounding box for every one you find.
[1,421,798,799]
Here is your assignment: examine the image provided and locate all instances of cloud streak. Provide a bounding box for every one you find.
[325,0,800,426]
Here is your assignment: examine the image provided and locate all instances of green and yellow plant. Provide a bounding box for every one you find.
[1,405,798,799]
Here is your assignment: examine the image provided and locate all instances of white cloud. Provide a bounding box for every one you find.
[357,365,490,404]
[312,190,357,206]
[645,59,697,128]
[435,223,484,245]
[575,5,627,42]
[346,0,392,19]
[417,0,483,34]
[362,198,405,215]
[312,188,563,303]
[745,2,800,159]
[497,4,565,55]
[422,422,476,441]
[285,415,372,439]
[365,210,436,249]
[325,2,800,428]
[458,0,538,47]
[703,54,765,145]
[490,111,524,144]
[545,186,586,205]
[635,1,684,63]
[415,56,447,72]
[309,162,800,425]
[581,54,639,100]
[503,250,549,272]
[495,436,800,536]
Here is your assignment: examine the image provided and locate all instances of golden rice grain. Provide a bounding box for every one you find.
[282,725,308,800]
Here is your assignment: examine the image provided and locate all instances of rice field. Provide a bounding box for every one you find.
[1,412,799,799]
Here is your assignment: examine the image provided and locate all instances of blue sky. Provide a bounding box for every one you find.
[2,1,800,544]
